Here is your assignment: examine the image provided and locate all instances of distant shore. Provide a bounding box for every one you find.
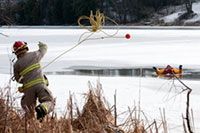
[1,25,200,30]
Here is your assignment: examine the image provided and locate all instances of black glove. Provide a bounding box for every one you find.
[179,65,183,69]
[152,67,157,71]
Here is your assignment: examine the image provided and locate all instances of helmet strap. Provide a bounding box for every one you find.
[15,48,28,57]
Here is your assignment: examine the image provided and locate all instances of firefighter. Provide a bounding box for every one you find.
[153,65,183,77]
[13,41,55,121]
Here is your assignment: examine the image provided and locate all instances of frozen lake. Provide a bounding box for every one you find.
[1,26,200,73]
[0,27,200,132]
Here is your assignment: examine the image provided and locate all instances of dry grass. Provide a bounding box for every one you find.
[0,81,169,133]
[72,82,116,133]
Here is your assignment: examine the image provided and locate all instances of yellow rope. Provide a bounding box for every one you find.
[0,33,9,37]
[78,10,105,32]
[42,32,94,69]
[43,10,119,69]
[14,10,123,92]
[77,10,119,43]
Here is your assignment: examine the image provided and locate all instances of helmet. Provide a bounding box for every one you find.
[13,41,28,54]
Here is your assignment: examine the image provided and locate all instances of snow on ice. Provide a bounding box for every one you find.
[0,27,200,132]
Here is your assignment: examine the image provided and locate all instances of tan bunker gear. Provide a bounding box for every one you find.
[13,41,55,120]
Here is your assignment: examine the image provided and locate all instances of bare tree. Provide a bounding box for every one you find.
[184,0,194,14]
[0,0,13,25]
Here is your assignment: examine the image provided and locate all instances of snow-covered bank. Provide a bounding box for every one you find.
[48,75,200,132]
[0,73,200,132]
[160,1,200,25]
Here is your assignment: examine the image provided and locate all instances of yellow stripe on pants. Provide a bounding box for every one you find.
[21,78,45,92]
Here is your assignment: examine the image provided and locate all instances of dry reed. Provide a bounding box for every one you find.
[0,80,185,133]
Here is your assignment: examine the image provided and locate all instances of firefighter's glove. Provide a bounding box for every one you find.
[38,41,45,47]
[38,41,47,50]
[18,87,24,93]
[179,65,183,70]
[152,67,157,71]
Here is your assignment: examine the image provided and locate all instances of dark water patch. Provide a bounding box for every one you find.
[44,67,200,80]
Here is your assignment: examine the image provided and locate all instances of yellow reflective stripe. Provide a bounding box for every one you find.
[44,79,49,86]
[22,78,45,91]
[40,103,48,113]
[19,63,41,76]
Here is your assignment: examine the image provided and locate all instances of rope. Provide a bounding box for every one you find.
[42,32,94,69]
[0,33,9,37]
[78,10,105,32]
[43,10,120,69]
[78,10,119,41]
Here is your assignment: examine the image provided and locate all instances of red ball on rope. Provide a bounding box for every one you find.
[125,33,131,39]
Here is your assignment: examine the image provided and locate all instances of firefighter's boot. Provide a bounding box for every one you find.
[35,105,47,122]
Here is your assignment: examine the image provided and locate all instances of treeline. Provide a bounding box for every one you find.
[0,0,196,25]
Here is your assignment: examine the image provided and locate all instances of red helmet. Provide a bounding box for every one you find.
[13,41,28,54]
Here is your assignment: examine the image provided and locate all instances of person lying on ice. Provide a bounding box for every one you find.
[153,65,183,77]
[12,41,55,121]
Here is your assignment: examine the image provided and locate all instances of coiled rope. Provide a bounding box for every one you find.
[78,10,105,32]
[77,10,120,42]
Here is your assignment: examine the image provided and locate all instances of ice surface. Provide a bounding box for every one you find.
[0,27,200,132]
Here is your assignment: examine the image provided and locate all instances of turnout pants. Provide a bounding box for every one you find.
[21,84,55,118]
